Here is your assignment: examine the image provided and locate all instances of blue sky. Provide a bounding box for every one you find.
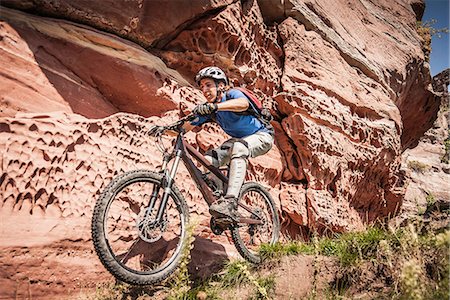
[423,0,449,76]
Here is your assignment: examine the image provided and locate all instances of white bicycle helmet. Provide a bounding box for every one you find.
[195,66,229,85]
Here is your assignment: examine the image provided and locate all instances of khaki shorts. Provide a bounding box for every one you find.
[207,131,274,167]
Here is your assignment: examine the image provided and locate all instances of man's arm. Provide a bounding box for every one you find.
[217,97,249,112]
[183,122,195,132]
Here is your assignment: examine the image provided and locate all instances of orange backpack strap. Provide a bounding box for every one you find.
[233,87,263,112]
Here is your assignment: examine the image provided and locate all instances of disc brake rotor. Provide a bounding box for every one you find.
[136,209,167,243]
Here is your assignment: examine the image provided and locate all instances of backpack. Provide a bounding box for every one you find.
[231,87,273,125]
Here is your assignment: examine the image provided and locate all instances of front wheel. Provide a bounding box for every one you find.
[231,182,280,263]
[91,170,189,285]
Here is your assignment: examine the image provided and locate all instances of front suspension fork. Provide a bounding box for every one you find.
[155,149,182,221]
[142,155,167,220]
[144,134,184,223]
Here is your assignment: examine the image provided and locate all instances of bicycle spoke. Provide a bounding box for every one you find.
[120,238,140,264]
[96,173,186,277]
[231,183,280,263]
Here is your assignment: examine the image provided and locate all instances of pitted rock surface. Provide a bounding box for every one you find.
[396,69,450,225]
[159,0,284,95]
[0,111,244,298]
[277,17,406,231]
[0,0,446,297]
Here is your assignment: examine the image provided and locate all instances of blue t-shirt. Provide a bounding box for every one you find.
[191,89,267,138]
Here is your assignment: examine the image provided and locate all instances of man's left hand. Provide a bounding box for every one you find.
[193,103,218,116]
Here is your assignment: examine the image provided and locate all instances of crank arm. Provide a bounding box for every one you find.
[237,217,263,225]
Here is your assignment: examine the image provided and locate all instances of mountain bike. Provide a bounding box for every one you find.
[91,114,280,285]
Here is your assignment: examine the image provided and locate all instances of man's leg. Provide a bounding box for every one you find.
[209,140,249,219]
[204,152,224,193]
[243,131,274,158]
[209,132,274,219]
[224,131,273,199]
[225,141,249,198]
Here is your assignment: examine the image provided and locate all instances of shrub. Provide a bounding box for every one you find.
[407,160,429,173]
[167,221,197,300]
[400,260,426,300]
[416,19,449,62]
[221,260,253,287]
[425,192,436,208]
[416,21,432,61]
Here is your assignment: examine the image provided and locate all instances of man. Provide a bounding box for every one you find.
[184,66,274,220]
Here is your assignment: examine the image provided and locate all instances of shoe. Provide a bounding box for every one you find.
[209,195,237,220]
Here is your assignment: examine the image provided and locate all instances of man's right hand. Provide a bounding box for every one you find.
[193,103,218,116]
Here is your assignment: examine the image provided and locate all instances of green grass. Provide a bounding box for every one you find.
[164,259,276,300]
[88,224,448,300]
[208,226,448,299]
[258,225,448,299]
[259,241,314,260]
[260,227,391,266]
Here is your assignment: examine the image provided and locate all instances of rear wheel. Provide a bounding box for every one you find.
[91,170,188,285]
[231,182,280,263]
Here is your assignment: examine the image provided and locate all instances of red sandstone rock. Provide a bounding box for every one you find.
[275,16,408,231]
[396,70,450,223]
[159,0,283,94]
[0,8,189,118]
[1,0,234,48]
[0,0,446,297]
[285,0,440,149]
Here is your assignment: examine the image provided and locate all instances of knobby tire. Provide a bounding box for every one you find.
[91,170,189,285]
[231,182,280,263]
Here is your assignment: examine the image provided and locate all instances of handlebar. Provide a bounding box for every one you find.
[148,114,197,137]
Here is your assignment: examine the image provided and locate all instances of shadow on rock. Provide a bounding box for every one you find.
[188,235,229,280]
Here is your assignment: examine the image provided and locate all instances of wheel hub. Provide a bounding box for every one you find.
[136,209,167,242]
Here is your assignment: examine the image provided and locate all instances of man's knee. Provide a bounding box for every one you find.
[231,140,250,160]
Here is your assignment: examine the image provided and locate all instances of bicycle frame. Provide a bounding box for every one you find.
[148,130,227,223]
[150,129,263,226]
